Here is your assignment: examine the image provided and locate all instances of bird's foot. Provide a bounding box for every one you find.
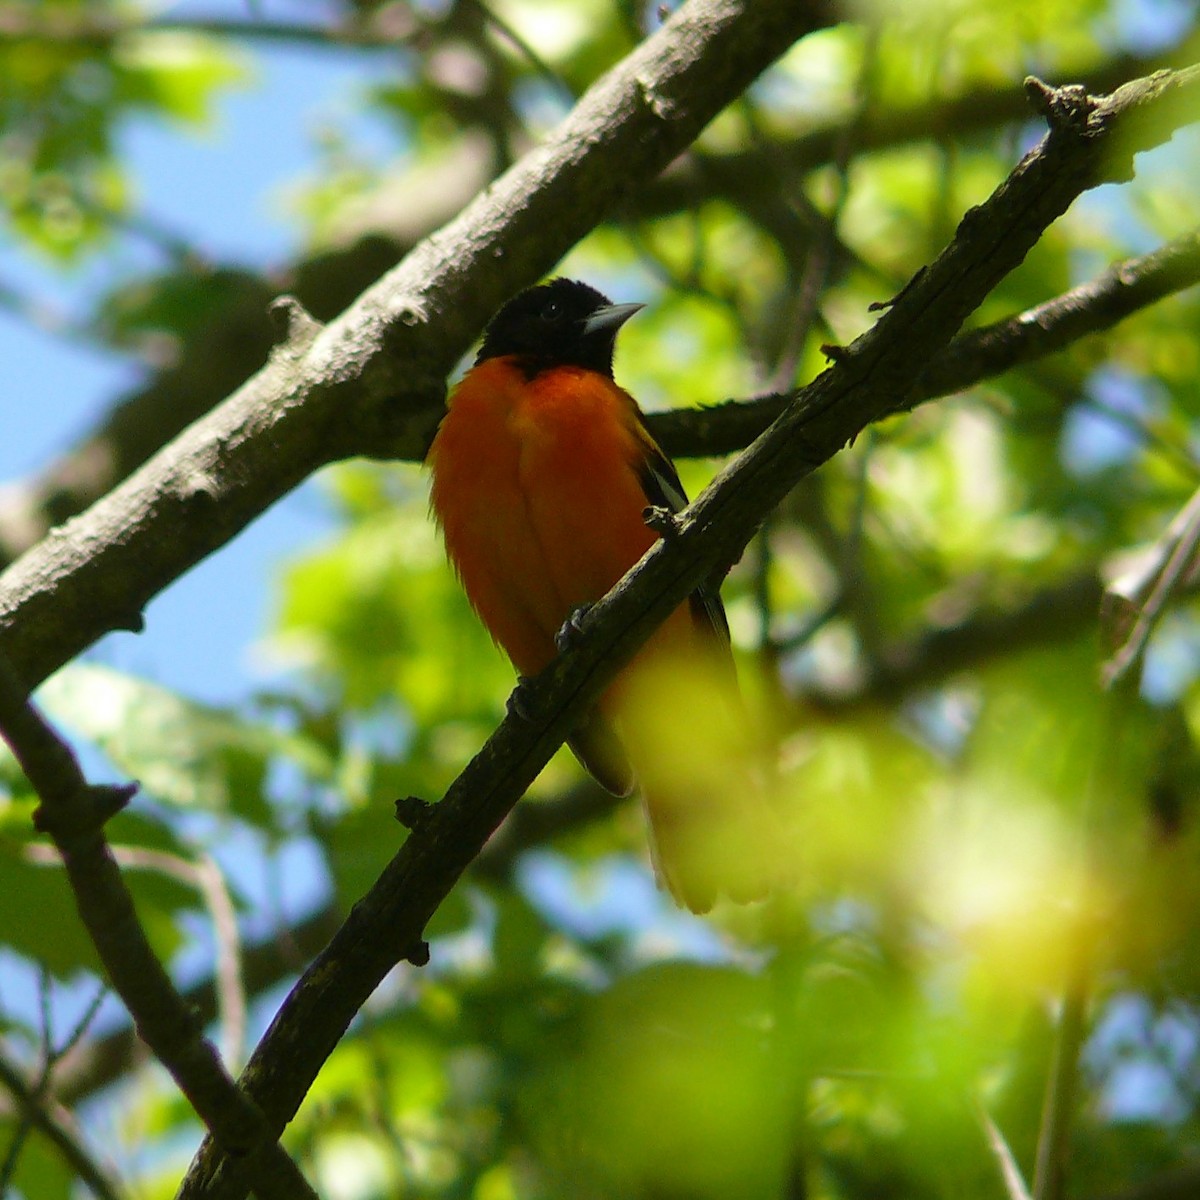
[507,675,544,721]
[642,505,680,537]
[394,794,432,831]
[554,603,593,653]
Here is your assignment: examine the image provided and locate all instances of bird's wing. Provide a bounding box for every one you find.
[635,433,733,651]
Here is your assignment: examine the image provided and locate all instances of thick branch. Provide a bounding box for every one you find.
[177,63,1200,1200]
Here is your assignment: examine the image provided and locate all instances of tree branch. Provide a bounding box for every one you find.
[0,5,425,50]
[1102,482,1200,687]
[176,62,1200,1200]
[0,653,318,1199]
[46,780,617,1109]
[640,48,1186,220]
[51,904,343,1109]
[44,778,614,1110]
[798,571,1103,709]
[1,226,1195,701]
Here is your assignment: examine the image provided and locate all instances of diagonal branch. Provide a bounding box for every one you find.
[1102,482,1200,687]
[805,571,1105,710]
[177,62,1200,1200]
[24,842,250,1070]
[51,904,343,1109]
[49,779,615,1108]
[1,227,1196,705]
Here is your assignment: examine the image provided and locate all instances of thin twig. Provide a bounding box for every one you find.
[0,9,417,50]
[648,228,1200,458]
[1032,954,1092,1200]
[978,1103,1035,1200]
[0,979,107,1194]
[1102,484,1200,688]
[24,841,250,1070]
[0,1050,125,1200]
[1033,528,1152,1200]
[194,854,247,1069]
[763,23,879,394]
[111,848,246,1070]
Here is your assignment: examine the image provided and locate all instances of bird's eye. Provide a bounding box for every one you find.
[541,300,562,321]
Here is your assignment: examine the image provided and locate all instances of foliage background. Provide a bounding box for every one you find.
[0,0,1199,1197]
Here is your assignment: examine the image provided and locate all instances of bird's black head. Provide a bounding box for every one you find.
[475,277,643,378]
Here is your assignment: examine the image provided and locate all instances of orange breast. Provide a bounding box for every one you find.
[428,357,673,680]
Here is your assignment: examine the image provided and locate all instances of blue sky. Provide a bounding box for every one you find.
[2,15,406,706]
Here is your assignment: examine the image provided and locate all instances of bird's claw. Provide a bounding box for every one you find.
[643,505,680,537]
[394,794,432,831]
[555,604,593,653]
[507,676,540,721]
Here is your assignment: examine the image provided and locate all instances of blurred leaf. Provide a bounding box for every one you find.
[6,1123,75,1200]
[0,19,242,259]
[270,486,512,727]
[0,797,202,975]
[325,803,407,908]
[527,963,788,1199]
[98,266,273,345]
[491,890,546,982]
[4,0,1200,1193]
[38,663,333,827]
[0,836,102,978]
[113,33,246,125]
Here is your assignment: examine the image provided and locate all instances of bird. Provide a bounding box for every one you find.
[427,277,777,912]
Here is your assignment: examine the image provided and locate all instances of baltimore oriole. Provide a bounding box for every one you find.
[428,278,775,912]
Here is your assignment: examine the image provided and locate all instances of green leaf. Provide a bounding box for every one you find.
[270,492,511,721]
[0,797,200,974]
[113,33,247,125]
[0,836,101,978]
[37,664,333,827]
[527,963,787,1199]
[324,804,406,909]
[7,1123,75,1200]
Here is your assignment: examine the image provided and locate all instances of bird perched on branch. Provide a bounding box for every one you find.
[428,277,781,912]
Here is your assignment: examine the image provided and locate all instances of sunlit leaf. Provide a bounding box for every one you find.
[38,664,333,826]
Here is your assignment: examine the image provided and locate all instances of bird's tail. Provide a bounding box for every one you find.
[614,653,791,913]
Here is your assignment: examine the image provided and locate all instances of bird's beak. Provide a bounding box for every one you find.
[582,302,645,336]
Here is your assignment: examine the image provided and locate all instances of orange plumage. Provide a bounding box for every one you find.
[428,278,774,911]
